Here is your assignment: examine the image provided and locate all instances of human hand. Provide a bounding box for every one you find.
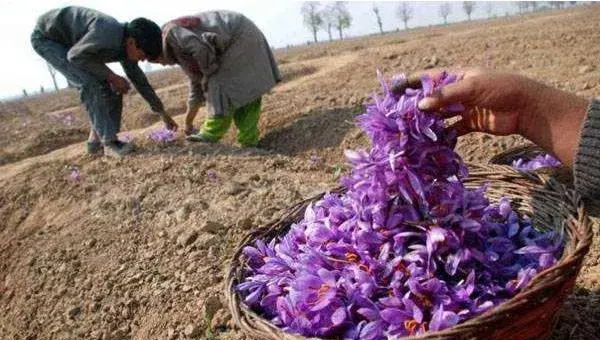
[393,67,589,167]
[162,114,179,131]
[107,73,131,95]
[394,68,547,137]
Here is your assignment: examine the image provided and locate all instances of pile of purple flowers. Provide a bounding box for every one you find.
[512,154,561,172]
[237,72,563,339]
[148,128,175,143]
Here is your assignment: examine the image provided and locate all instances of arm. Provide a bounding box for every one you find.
[573,100,600,198]
[121,60,164,113]
[184,77,205,134]
[121,61,178,131]
[167,27,217,132]
[518,81,587,167]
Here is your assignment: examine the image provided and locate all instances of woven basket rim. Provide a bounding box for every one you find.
[225,163,593,340]
[489,144,554,166]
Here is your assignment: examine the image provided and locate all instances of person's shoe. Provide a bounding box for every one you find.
[104,141,135,159]
[85,141,103,155]
[186,133,214,143]
[184,127,199,137]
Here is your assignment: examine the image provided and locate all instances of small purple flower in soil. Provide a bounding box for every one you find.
[68,166,80,181]
[237,71,564,338]
[206,170,218,181]
[148,128,175,143]
[512,154,561,171]
[48,112,81,126]
[118,132,133,143]
[309,153,322,167]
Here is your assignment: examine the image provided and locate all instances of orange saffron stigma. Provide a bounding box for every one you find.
[422,297,432,308]
[345,252,359,262]
[404,319,419,335]
[317,284,330,299]
[394,262,409,276]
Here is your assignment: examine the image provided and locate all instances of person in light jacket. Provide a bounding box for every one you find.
[154,10,281,147]
[31,6,178,158]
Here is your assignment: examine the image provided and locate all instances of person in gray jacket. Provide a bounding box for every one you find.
[31,6,178,158]
[392,68,600,199]
[154,10,281,147]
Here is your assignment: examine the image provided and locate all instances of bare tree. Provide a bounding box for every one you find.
[486,2,494,18]
[551,1,568,9]
[47,62,59,92]
[529,1,538,12]
[372,3,384,34]
[463,1,476,20]
[331,2,352,40]
[322,4,336,41]
[439,2,452,24]
[301,2,323,43]
[397,2,413,30]
[514,1,524,14]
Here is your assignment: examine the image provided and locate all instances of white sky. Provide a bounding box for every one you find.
[0,1,521,99]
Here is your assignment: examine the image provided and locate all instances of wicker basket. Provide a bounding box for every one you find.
[226,163,592,340]
[489,144,553,166]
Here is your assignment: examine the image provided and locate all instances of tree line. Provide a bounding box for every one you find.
[301,1,575,43]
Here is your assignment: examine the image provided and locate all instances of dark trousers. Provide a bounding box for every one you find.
[31,29,122,142]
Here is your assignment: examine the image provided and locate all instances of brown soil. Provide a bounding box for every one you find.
[1,6,599,340]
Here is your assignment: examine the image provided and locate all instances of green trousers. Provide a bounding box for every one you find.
[200,97,262,147]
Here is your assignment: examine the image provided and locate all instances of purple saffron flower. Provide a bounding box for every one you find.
[69,166,80,181]
[148,128,176,143]
[381,297,427,336]
[290,268,340,312]
[206,170,218,181]
[429,304,459,331]
[512,154,561,171]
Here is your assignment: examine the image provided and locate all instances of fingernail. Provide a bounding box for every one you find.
[418,98,433,111]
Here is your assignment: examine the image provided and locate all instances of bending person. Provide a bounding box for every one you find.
[31,6,178,158]
[154,10,281,147]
